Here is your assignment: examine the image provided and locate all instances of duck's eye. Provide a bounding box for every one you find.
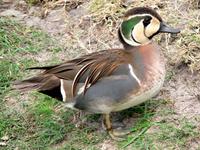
[143,16,152,27]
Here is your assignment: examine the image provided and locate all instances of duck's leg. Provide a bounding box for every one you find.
[103,114,130,141]
[73,111,86,128]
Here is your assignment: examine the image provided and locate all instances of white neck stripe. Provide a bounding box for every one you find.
[128,64,141,86]
[60,79,67,102]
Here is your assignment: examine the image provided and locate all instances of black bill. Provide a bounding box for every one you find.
[159,22,180,33]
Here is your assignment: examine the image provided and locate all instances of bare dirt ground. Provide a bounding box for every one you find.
[1,0,200,149]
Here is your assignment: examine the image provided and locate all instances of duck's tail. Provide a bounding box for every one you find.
[13,74,65,100]
[12,75,53,91]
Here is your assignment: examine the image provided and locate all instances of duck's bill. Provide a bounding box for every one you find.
[159,22,180,34]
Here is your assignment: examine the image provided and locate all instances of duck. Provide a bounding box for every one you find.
[13,7,180,140]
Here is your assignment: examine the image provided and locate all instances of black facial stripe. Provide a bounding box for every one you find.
[149,30,159,39]
[143,16,152,27]
[143,16,159,39]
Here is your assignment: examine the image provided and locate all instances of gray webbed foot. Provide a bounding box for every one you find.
[103,114,131,141]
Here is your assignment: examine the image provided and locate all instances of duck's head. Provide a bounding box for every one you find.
[119,7,180,47]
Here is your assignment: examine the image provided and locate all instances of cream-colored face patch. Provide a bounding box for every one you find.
[132,20,150,44]
[145,17,160,37]
[120,14,161,46]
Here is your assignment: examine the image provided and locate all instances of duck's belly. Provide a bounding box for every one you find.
[112,75,165,112]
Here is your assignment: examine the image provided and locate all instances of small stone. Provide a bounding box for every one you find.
[0,142,7,146]
[2,0,13,3]
[1,135,9,141]
[14,147,19,150]
[197,94,200,101]
[0,9,23,17]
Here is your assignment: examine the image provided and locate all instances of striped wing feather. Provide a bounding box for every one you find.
[28,49,131,97]
[70,50,131,96]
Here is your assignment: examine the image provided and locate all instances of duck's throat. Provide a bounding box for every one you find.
[131,43,166,84]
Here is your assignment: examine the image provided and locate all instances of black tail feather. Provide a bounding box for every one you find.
[27,65,58,70]
[12,75,63,101]
[12,76,46,91]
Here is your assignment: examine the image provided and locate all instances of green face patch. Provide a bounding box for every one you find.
[121,16,144,41]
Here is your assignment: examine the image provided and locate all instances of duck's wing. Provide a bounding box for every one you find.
[13,49,133,101]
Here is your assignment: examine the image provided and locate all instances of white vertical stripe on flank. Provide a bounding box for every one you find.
[60,79,67,102]
[128,64,141,86]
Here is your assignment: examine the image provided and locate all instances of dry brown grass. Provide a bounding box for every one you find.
[190,0,200,9]
[176,32,200,72]
[158,0,200,72]
[88,0,125,26]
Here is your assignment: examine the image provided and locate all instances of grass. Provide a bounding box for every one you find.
[25,0,40,5]
[0,17,106,149]
[0,17,62,96]
[176,33,200,72]
[1,6,200,149]
[88,0,125,26]
[122,114,199,149]
[155,0,200,72]
[0,18,62,56]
